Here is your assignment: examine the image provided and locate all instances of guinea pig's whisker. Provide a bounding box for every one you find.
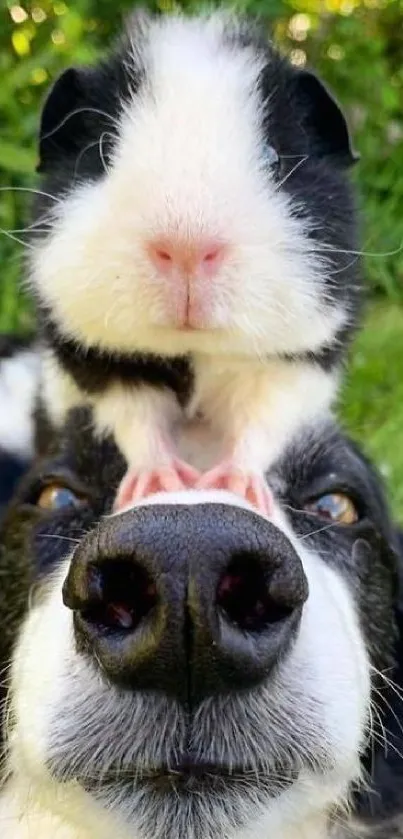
[28,212,56,228]
[0,186,61,204]
[0,227,35,250]
[74,131,116,178]
[275,155,309,191]
[6,211,55,236]
[328,809,363,839]
[0,660,13,692]
[74,140,100,177]
[8,228,49,235]
[324,257,360,277]
[235,314,267,360]
[278,154,309,160]
[99,131,110,175]
[40,106,120,143]
[312,241,403,260]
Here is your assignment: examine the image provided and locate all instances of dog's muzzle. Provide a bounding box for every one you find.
[63,501,308,706]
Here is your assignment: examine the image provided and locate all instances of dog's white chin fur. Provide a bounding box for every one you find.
[0,490,370,839]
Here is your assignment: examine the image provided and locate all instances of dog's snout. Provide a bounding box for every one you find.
[63,504,308,705]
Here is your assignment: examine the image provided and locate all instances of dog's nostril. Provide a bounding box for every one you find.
[216,554,293,632]
[82,560,158,632]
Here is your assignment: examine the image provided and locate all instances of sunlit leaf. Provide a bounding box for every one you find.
[11,30,30,56]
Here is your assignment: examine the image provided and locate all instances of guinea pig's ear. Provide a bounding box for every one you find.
[37,67,91,174]
[293,69,359,167]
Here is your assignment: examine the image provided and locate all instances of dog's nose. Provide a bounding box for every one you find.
[63,503,308,705]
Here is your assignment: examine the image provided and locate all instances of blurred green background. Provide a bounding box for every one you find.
[1,0,403,514]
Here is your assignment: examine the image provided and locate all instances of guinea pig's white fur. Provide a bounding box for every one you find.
[0,490,370,839]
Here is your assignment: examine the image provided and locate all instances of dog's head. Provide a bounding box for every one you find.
[31,9,359,359]
[1,404,402,839]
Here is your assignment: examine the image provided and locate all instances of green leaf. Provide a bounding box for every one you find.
[0,142,36,175]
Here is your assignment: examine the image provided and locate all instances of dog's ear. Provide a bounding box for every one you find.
[292,69,359,167]
[354,527,403,830]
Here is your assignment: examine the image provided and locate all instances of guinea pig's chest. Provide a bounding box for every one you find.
[45,317,335,450]
[45,318,195,408]
[45,315,279,416]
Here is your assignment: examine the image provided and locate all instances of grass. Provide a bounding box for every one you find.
[340,302,403,521]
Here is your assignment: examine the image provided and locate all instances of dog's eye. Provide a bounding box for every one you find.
[304,493,358,525]
[37,483,86,511]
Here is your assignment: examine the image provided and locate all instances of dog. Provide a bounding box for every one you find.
[0,339,403,839]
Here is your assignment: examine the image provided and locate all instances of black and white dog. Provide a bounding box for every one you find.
[0,341,403,839]
[30,8,360,515]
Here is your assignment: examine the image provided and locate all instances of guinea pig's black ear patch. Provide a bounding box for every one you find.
[293,69,359,167]
[37,67,91,173]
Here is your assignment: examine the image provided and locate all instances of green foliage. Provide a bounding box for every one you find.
[340,302,403,518]
[1,0,403,333]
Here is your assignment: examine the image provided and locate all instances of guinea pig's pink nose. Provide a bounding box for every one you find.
[146,237,227,280]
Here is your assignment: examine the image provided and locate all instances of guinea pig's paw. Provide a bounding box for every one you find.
[197,461,273,518]
[114,459,201,511]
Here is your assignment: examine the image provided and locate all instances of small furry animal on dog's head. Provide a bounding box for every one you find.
[29,8,361,511]
[0,387,403,839]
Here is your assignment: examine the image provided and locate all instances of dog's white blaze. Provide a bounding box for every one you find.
[0,492,370,839]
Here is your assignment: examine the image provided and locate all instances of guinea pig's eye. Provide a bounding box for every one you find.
[304,493,359,525]
[37,483,87,511]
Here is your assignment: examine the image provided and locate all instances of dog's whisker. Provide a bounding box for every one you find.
[39,534,81,545]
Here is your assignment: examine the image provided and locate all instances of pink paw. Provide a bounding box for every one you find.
[197,461,273,517]
[114,459,201,512]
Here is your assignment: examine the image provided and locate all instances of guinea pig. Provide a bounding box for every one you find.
[29,8,361,515]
